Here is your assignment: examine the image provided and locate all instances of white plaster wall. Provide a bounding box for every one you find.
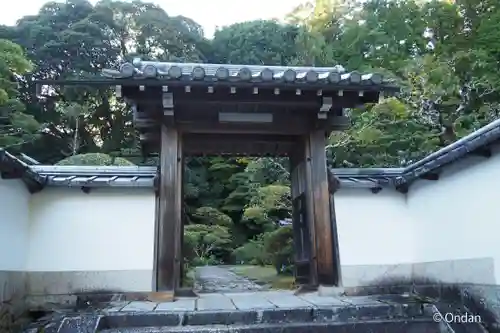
[0,178,29,270]
[334,189,416,286]
[334,146,500,286]
[335,189,414,266]
[26,187,156,293]
[407,147,500,284]
[27,188,156,271]
[0,178,29,302]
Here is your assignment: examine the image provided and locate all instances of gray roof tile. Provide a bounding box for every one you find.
[98,59,393,88]
[31,165,157,188]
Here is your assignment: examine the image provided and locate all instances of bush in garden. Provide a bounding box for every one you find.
[263,225,294,275]
[56,153,135,166]
[231,235,269,266]
[192,206,233,227]
[183,224,233,265]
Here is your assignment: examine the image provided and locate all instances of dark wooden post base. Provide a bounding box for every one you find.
[156,125,183,294]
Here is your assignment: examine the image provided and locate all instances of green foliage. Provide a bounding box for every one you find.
[232,236,269,266]
[56,153,135,166]
[0,39,39,149]
[192,207,233,227]
[245,158,290,186]
[183,224,233,265]
[211,20,300,65]
[263,226,294,275]
[330,98,440,166]
[241,185,291,235]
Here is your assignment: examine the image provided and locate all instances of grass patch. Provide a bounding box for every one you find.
[182,268,195,287]
[231,265,296,290]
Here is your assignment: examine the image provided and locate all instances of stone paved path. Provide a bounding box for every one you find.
[101,290,395,313]
[194,266,265,293]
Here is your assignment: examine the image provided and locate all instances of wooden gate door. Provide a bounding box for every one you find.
[292,193,312,284]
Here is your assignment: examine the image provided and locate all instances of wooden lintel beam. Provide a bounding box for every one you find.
[135,115,349,135]
[179,99,319,107]
[141,132,296,143]
[177,122,305,135]
[183,152,289,157]
[183,140,294,156]
[185,133,297,143]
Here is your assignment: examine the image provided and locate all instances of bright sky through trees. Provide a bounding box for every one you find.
[0,0,305,37]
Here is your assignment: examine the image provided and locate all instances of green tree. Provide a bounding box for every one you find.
[211,20,300,65]
[241,184,291,237]
[192,207,233,227]
[183,224,233,265]
[56,153,135,166]
[264,226,294,274]
[0,39,39,150]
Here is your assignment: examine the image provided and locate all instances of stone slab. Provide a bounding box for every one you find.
[317,286,345,297]
[98,313,182,329]
[229,293,277,310]
[155,299,196,312]
[183,310,258,326]
[196,294,236,311]
[261,292,314,308]
[103,301,130,312]
[339,296,384,306]
[121,301,157,312]
[298,294,345,307]
[261,307,314,324]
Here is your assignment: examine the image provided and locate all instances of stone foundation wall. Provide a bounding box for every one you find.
[0,271,29,332]
[0,271,26,303]
[344,277,500,330]
[341,257,495,287]
[27,270,153,295]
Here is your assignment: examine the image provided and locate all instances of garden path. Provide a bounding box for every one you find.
[193,265,264,293]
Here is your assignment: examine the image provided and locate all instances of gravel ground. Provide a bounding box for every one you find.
[193,266,265,293]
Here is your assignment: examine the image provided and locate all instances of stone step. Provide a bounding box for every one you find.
[98,318,446,333]
[25,293,490,332]
[96,302,427,329]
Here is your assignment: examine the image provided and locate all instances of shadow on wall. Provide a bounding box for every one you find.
[346,275,500,332]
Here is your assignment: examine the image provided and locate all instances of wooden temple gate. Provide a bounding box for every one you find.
[38,60,397,295]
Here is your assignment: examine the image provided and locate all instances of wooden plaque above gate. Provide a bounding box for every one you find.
[36,59,399,156]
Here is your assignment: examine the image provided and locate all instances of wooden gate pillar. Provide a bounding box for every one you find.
[303,130,338,286]
[157,124,183,292]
